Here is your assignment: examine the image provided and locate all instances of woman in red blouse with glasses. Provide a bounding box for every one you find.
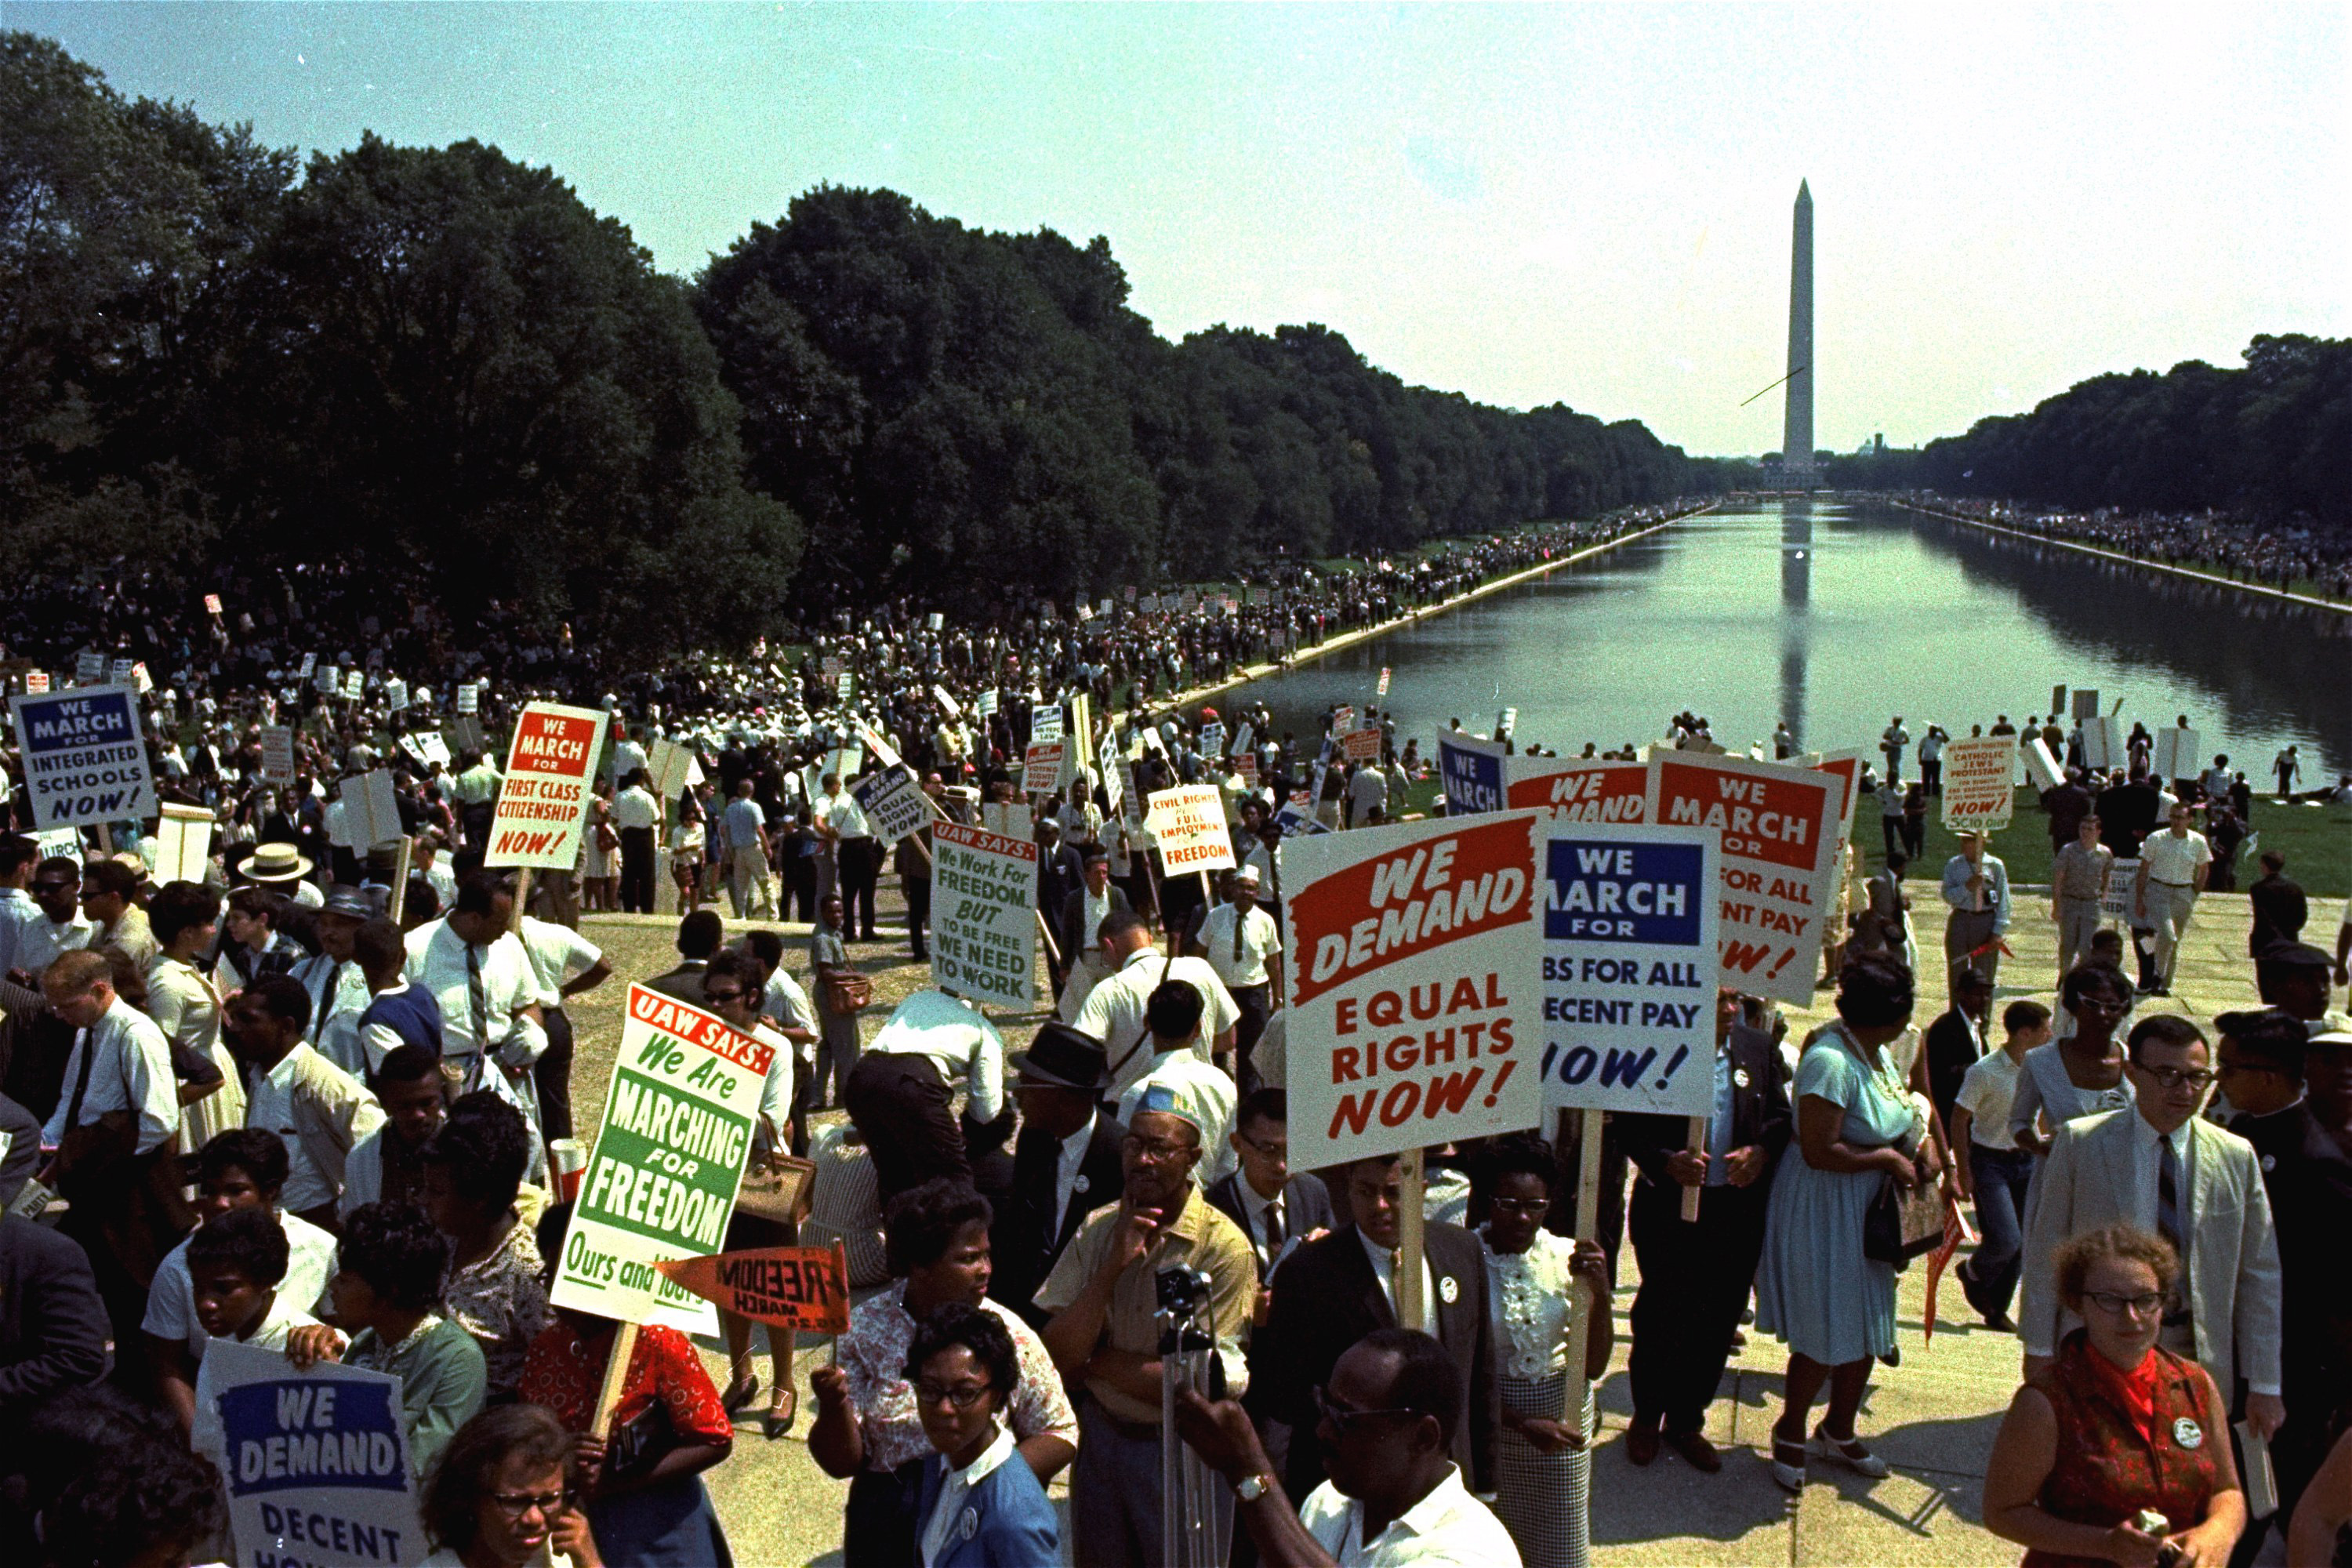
[1984,1225,2244,1568]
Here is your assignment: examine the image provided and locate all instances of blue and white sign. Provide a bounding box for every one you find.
[853,765,933,845]
[7,683,154,829]
[1437,733,1507,816]
[1540,821,1720,1116]
[205,1338,424,1566]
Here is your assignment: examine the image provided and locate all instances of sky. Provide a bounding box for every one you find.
[18,2,2347,457]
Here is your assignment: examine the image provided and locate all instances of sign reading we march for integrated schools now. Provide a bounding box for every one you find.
[551,985,770,1334]
[1646,752,1845,1006]
[7,683,154,828]
[485,702,608,868]
[1541,822,1721,1116]
[206,1338,423,1566]
[1280,811,1546,1170]
[930,820,1040,1010]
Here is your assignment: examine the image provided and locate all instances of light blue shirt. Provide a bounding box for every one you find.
[723,796,767,848]
[1940,852,2012,936]
[1704,1046,1737,1186]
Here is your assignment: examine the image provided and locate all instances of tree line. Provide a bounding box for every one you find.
[2,34,1732,655]
[1820,335,2348,522]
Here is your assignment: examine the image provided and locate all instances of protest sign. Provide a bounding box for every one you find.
[980,800,1033,840]
[1378,666,1391,697]
[132,661,154,694]
[342,668,365,701]
[1199,721,1225,756]
[24,670,48,694]
[1505,757,1647,822]
[2071,688,2102,721]
[1031,705,1065,744]
[2081,713,2117,771]
[930,821,1040,1009]
[1274,801,1329,837]
[259,725,298,783]
[73,651,105,684]
[110,656,136,685]
[1436,733,1508,815]
[1646,752,1846,1004]
[932,683,963,719]
[820,655,845,679]
[1342,726,1382,764]
[1279,811,1547,1170]
[2021,735,2064,794]
[456,681,480,714]
[1098,732,1126,818]
[485,702,607,869]
[975,688,1000,718]
[443,716,485,756]
[551,985,771,1333]
[7,684,154,829]
[656,1245,852,1334]
[155,801,215,884]
[330,770,402,850]
[206,1337,423,1567]
[835,671,854,702]
[1232,722,1255,760]
[1540,822,1721,1116]
[204,592,223,615]
[398,730,450,770]
[1022,742,1065,796]
[1236,753,1259,787]
[2104,858,2140,920]
[2153,726,2198,780]
[852,719,903,771]
[315,662,341,696]
[1146,785,1236,875]
[1332,705,1356,736]
[384,677,408,712]
[296,652,318,681]
[853,767,931,845]
[1940,734,2020,832]
[928,611,946,631]
[647,736,699,800]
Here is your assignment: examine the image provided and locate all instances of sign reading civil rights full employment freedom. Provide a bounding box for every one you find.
[7,683,154,829]
[550,985,770,1334]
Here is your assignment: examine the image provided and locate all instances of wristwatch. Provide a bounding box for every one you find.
[1233,1473,1276,1504]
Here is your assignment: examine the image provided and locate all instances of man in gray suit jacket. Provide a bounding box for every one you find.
[2020,1014,2286,1442]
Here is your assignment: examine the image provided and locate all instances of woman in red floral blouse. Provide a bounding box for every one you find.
[521,1308,735,1568]
[1984,1225,2244,1568]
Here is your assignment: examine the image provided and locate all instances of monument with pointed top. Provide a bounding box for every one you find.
[1781,180,1816,486]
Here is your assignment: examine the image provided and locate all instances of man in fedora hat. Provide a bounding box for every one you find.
[291,887,376,1077]
[988,1022,1123,1331]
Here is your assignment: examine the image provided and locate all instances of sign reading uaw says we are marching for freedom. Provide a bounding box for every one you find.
[550,985,770,1334]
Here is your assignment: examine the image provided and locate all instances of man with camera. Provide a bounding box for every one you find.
[1036,1083,1258,1567]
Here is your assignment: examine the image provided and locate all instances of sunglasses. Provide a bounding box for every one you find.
[1314,1385,1416,1432]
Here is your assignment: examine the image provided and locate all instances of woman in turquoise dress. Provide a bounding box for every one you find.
[1754,951,1936,1490]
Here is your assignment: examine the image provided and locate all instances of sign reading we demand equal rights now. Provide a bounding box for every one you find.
[484,702,608,869]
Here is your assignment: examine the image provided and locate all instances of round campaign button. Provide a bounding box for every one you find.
[1439,1276,1460,1305]
[1734,1069,1752,1088]
[2260,1155,2276,1173]
[1073,1174,1090,1195]
[2172,1417,2204,1450]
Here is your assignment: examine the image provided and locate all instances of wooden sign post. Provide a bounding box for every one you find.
[1562,1107,1605,1442]
[1395,1145,1427,1331]
[1681,1118,1706,1222]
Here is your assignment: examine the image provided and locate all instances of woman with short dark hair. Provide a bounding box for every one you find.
[904,1304,1059,1568]
[1754,953,1937,1489]
[422,1403,602,1568]
[423,1094,550,1401]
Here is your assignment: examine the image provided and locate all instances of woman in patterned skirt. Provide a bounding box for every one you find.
[1476,1133,1615,1568]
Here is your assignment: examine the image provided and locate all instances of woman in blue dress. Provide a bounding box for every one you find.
[1754,952,1938,1490]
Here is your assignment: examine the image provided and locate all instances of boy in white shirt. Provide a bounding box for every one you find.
[187,1206,325,1475]
[1949,999,2052,1333]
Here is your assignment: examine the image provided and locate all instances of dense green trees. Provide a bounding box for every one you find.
[1823,336,2350,522]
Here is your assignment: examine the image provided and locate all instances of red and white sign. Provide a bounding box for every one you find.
[1279,811,1546,1169]
[24,671,47,695]
[1940,734,2020,832]
[1377,666,1391,697]
[1022,742,1065,796]
[485,702,608,868]
[203,593,223,615]
[1645,753,1846,1004]
[1145,784,1237,875]
[1506,757,1648,823]
[1342,727,1382,764]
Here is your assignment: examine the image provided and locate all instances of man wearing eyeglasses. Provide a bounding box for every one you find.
[1036,1087,1257,1568]
[2020,1014,2285,1452]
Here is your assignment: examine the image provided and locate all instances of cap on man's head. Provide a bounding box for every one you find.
[1136,1083,1207,1138]
[1234,866,1261,888]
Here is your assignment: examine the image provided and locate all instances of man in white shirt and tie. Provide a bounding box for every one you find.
[289,887,376,1076]
[2020,1013,2285,1445]
[402,874,546,1146]
[1204,1087,1336,1289]
[1192,866,1283,1091]
[817,772,880,942]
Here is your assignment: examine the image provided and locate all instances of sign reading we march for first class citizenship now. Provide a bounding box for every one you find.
[7,684,154,829]
[550,985,770,1334]
[485,702,608,868]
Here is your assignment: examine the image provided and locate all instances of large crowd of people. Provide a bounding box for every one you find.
[1911,495,2352,601]
[2,503,2350,1568]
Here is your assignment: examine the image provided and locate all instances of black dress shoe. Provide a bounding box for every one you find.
[1664,1429,1724,1473]
[1625,1423,1661,1466]
[1983,1310,2017,1334]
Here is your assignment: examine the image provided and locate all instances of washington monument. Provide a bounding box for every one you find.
[1782,180,1815,484]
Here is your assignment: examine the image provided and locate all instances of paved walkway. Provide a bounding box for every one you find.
[577,884,2307,1566]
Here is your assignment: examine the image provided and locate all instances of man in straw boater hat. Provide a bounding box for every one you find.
[987,1022,1123,1330]
[235,839,325,909]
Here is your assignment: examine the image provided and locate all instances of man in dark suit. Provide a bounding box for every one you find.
[645,908,724,1003]
[1619,990,1794,1472]
[2248,851,2307,957]
[1205,1087,1336,1287]
[0,1211,108,1418]
[1057,850,1131,989]
[1921,966,1991,1134]
[1035,824,1087,993]
[1251,1151,1492,1502]
[986,1023,1124,1330]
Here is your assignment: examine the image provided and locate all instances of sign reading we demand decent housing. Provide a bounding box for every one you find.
[484,702,608,869]
[1280,812,1546,1170]
[551,986,770,1334]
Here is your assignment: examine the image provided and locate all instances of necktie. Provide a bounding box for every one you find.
[1263,1196,1285,1252]
[2157,1134,2189,1307]
[317,960,347,1040]
[1232,906,1246,964]
[466,942,489,1062]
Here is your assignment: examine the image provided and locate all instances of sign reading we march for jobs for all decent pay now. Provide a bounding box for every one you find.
[551,986,770,1334]
[1280,811,1546,1171]
[7,683,154,829]
[485,702,608,868]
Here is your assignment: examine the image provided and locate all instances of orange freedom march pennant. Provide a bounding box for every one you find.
[655,1245,852,1335]
[1279,811,1547,1171]
[1644,751,1848,1006]
[485,700,608,869]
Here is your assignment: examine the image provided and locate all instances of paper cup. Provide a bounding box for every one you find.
[549,1138,588,1203]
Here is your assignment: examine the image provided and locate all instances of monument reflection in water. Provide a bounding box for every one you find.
[1242,499,2350,779]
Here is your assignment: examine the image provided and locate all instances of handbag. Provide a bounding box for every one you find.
[733,1154,817,1226]
[822,970,874,1014]
[603,1393,680,1488]
[1863,1163,1945,1266]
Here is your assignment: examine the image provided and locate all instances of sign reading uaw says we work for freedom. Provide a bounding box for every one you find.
[1280,812,1546,1171]
[551,985,770,1334]
[7,683,155,829]
[485,702,608,869]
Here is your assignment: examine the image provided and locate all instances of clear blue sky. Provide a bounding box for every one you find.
[18,2,2347,457]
